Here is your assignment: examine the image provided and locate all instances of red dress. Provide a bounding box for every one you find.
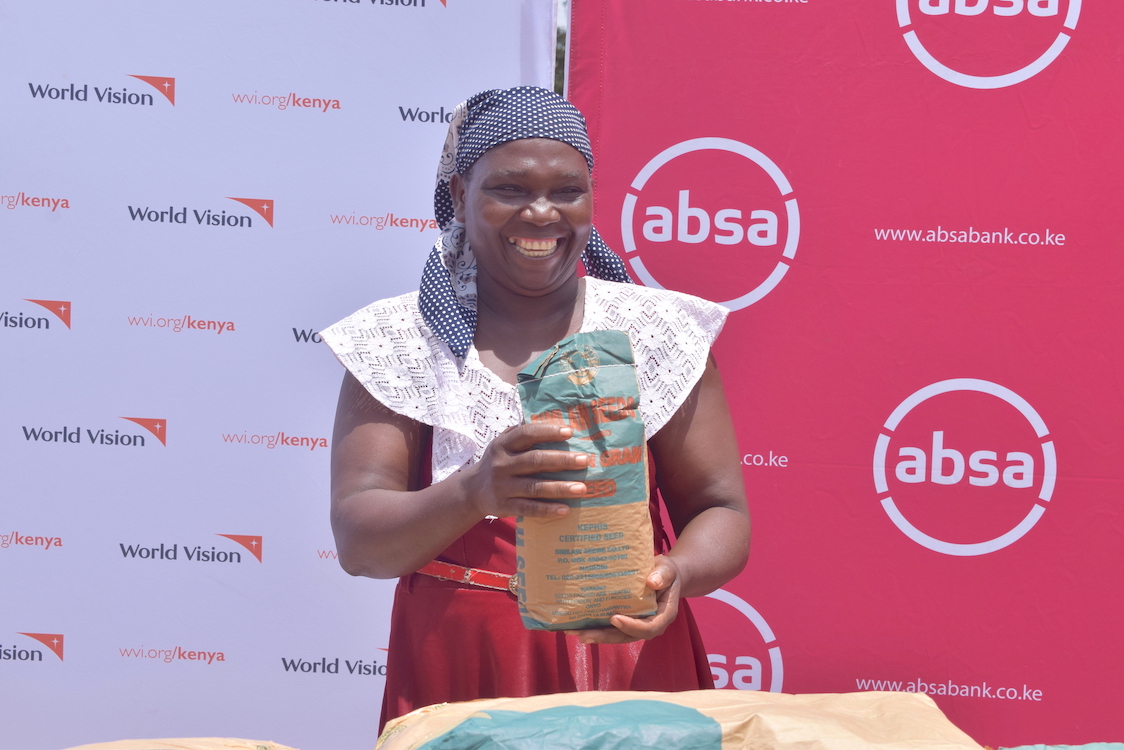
[379,479,715,731]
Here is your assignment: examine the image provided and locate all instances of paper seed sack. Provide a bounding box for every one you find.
[515,330,657,630]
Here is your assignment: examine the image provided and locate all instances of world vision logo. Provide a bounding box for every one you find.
[119,534,263,563]
[21,417,166,447]
[2,192,71,212]
[2,299,71,331]
[27,75,175,105]
[874,379,1056,556]
[897,0,1080,88]
[693,589,782,692]
[2,633,64,662]
[127,197,273,228]
[621,138,798,311]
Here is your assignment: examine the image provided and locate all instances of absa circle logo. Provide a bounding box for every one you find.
[696,588,783,692]
[620,138,798,311]
[874,378,1056,556]
[897,0,1081,89]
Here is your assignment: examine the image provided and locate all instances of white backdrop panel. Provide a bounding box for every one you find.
[0,1,554,749]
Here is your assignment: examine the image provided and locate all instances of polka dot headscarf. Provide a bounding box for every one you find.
[419,85,632,361]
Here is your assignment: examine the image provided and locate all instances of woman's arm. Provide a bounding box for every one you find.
[329,371,590,578]
[573,354,750,643]
[651,353,750,597]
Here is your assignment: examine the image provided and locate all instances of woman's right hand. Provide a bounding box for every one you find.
[462,424,590,519]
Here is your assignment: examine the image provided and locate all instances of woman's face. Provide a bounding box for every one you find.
[450,138,593,299]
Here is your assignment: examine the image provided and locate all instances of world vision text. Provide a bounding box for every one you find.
[128,206,256,227]
[293,328,323,343]
[221,431,329,451]
[1,645,44,661]
[398,105,455,123]
[281,656,387,676]
[119,543,245,563]
[231,92,341,112]
[28,83,154,105]
[22,426,148,446]
[126,314,235,334]
[2,311,51,330]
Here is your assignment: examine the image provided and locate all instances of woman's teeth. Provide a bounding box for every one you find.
[510,238,559,257]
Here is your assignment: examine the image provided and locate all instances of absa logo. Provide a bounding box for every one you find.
[874,379,1056,556]
[692,588,783,692]
[620,138,798,311]
[897,0,1080,88]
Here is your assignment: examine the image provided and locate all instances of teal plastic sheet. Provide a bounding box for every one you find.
[414,701,723,750]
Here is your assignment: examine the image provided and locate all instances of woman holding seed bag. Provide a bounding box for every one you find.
[322,87,749,730]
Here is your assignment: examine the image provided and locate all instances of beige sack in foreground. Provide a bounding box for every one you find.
[64,738,298,750]
[377,689,984,750]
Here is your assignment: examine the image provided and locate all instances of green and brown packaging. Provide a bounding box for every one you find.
[515,329,657,631]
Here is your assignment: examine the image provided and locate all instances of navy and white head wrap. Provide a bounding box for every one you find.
[419,85,632,361]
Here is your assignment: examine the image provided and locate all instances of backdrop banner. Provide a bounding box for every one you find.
[568,0,1122,746]
[0,2,553,748]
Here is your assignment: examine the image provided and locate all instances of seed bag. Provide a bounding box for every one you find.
[515,329,657,631]
[376,690,988,750]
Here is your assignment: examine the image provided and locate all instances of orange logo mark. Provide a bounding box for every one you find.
[217,534,263,562]
[19,632,64,661]
[129,75,175,105]
[24,299,71,329]
[120,417,167,446]
[227,198,274,227]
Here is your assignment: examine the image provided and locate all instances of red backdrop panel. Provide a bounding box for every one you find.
[570,0,1123,745]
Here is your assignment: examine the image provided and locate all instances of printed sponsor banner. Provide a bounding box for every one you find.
[0,1,554,748]
[570,0,1123,744]
[693,589,783,694]
[116,534,262,564]
[124,197,273,229]
[26,75,175,106]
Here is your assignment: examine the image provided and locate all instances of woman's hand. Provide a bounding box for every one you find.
[461,423,591,519]
[566,555,683,644]
[331,373,589,578]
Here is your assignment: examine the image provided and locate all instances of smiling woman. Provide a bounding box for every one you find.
[320,86,749,731]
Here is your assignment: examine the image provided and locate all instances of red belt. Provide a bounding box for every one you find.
[417,560,518,596]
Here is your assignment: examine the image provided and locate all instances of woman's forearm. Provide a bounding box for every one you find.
[331,472,484,579]
[666,505,750,598]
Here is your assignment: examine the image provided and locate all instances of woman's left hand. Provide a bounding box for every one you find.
[566,555,682,645]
